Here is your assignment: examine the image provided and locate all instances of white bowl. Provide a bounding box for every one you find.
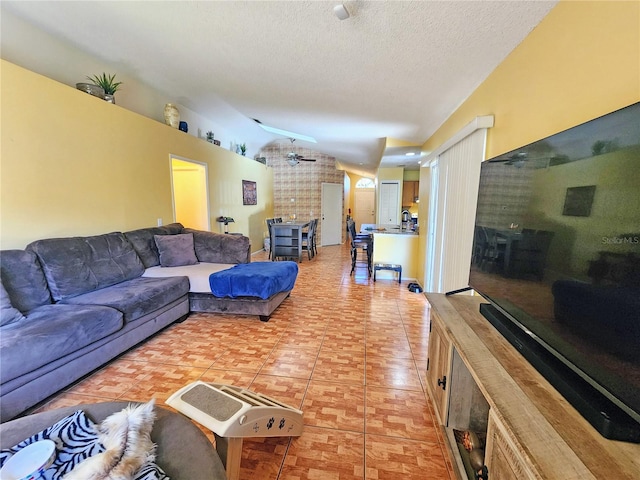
[0,440,56,480]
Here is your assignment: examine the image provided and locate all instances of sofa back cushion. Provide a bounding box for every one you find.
[0,250,52,312]
[185,229,251,264]
[27,232,144,301]
[124,223,185,268]
[0,281,26,326]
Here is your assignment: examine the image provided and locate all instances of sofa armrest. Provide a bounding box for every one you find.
[185,229,250,264]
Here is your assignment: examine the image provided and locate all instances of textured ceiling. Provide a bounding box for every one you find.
[2,1,557,175]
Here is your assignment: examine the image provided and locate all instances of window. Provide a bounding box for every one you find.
[355,178,375,188]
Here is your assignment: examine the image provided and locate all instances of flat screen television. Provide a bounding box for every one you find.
[468,102,640,442]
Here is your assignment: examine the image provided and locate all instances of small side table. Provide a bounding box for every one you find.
[373,263,402,283]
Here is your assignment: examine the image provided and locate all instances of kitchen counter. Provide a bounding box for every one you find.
[361,225,418,236]
[370,230,419,281]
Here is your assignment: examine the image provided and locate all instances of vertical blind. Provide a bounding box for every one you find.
[428,128,488,293]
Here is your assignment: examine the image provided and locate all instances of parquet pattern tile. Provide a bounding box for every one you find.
[280,426,365,480]
[365,434,450,479]
[302,380,365,431]
[33,244,454,479]
[260,346,319,379]
[365,386,438,442]
[312,350,365,385]
[365,355,423,391]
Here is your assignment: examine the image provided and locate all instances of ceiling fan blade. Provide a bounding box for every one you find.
[489,152,527,163]
[299,158,316,162]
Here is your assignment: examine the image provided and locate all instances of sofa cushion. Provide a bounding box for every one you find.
[61,276,189,322]
[184,229,251,264]
[154,233,198,267]
[0,250,52,312]
[0,282,25,326]
[27,232,145,301]
[0,304,123,383]
[124,224,185,268]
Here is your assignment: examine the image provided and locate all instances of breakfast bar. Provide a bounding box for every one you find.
[362,226,418,282]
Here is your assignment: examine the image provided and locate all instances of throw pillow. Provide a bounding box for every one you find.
[154,234,198,267]
[0,280,26,327]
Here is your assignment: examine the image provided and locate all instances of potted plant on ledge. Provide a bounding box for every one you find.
[86,73,122,104]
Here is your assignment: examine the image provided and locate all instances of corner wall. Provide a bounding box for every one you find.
[417,0,640,286]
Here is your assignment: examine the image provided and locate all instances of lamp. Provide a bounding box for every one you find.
[217,216,235,234]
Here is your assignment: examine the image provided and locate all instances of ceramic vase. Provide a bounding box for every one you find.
[164,103,180,128]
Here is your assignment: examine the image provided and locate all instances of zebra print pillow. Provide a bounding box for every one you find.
[0,410,169,480]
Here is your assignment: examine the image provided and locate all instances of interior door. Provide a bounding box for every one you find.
[354,189,375,230]
[321,183,343,245]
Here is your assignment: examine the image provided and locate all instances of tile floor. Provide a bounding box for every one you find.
[33,243,455,479]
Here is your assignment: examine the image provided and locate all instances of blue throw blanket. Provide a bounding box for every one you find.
[209,261,298,300]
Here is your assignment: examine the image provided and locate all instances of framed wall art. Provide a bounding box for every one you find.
[242,180,257,205]
[562,185,596,217]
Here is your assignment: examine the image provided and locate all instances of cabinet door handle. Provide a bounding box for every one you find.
[437,375,447,390]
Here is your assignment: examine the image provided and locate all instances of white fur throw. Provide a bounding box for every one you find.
[63,400,157,480]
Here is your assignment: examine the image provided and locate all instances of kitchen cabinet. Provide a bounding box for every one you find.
[402,181,419,206]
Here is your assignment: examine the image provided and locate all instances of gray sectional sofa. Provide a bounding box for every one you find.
[0,223,253,421]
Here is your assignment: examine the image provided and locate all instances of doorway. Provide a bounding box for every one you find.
[321,183,343,245]
[170,156,210,231]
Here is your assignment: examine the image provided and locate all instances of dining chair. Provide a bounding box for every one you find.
[265,218,275,260]
[347,219,372,276]
[301,219,316,260]
[310,219,318,256]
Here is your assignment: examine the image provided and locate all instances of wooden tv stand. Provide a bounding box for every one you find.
[425,293,640,479]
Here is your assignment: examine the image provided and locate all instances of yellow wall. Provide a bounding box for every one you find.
[0,60,273,251]
[403,171,420,181]
[377,167,404,182]
[422,1,639,158]
[416,0,640,285]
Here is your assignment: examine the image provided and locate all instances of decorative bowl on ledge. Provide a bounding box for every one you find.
[76,82,105,99]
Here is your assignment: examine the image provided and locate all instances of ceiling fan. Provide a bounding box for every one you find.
[285,138,316,166]
[491,152,528,167]
[491,152,551,169]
